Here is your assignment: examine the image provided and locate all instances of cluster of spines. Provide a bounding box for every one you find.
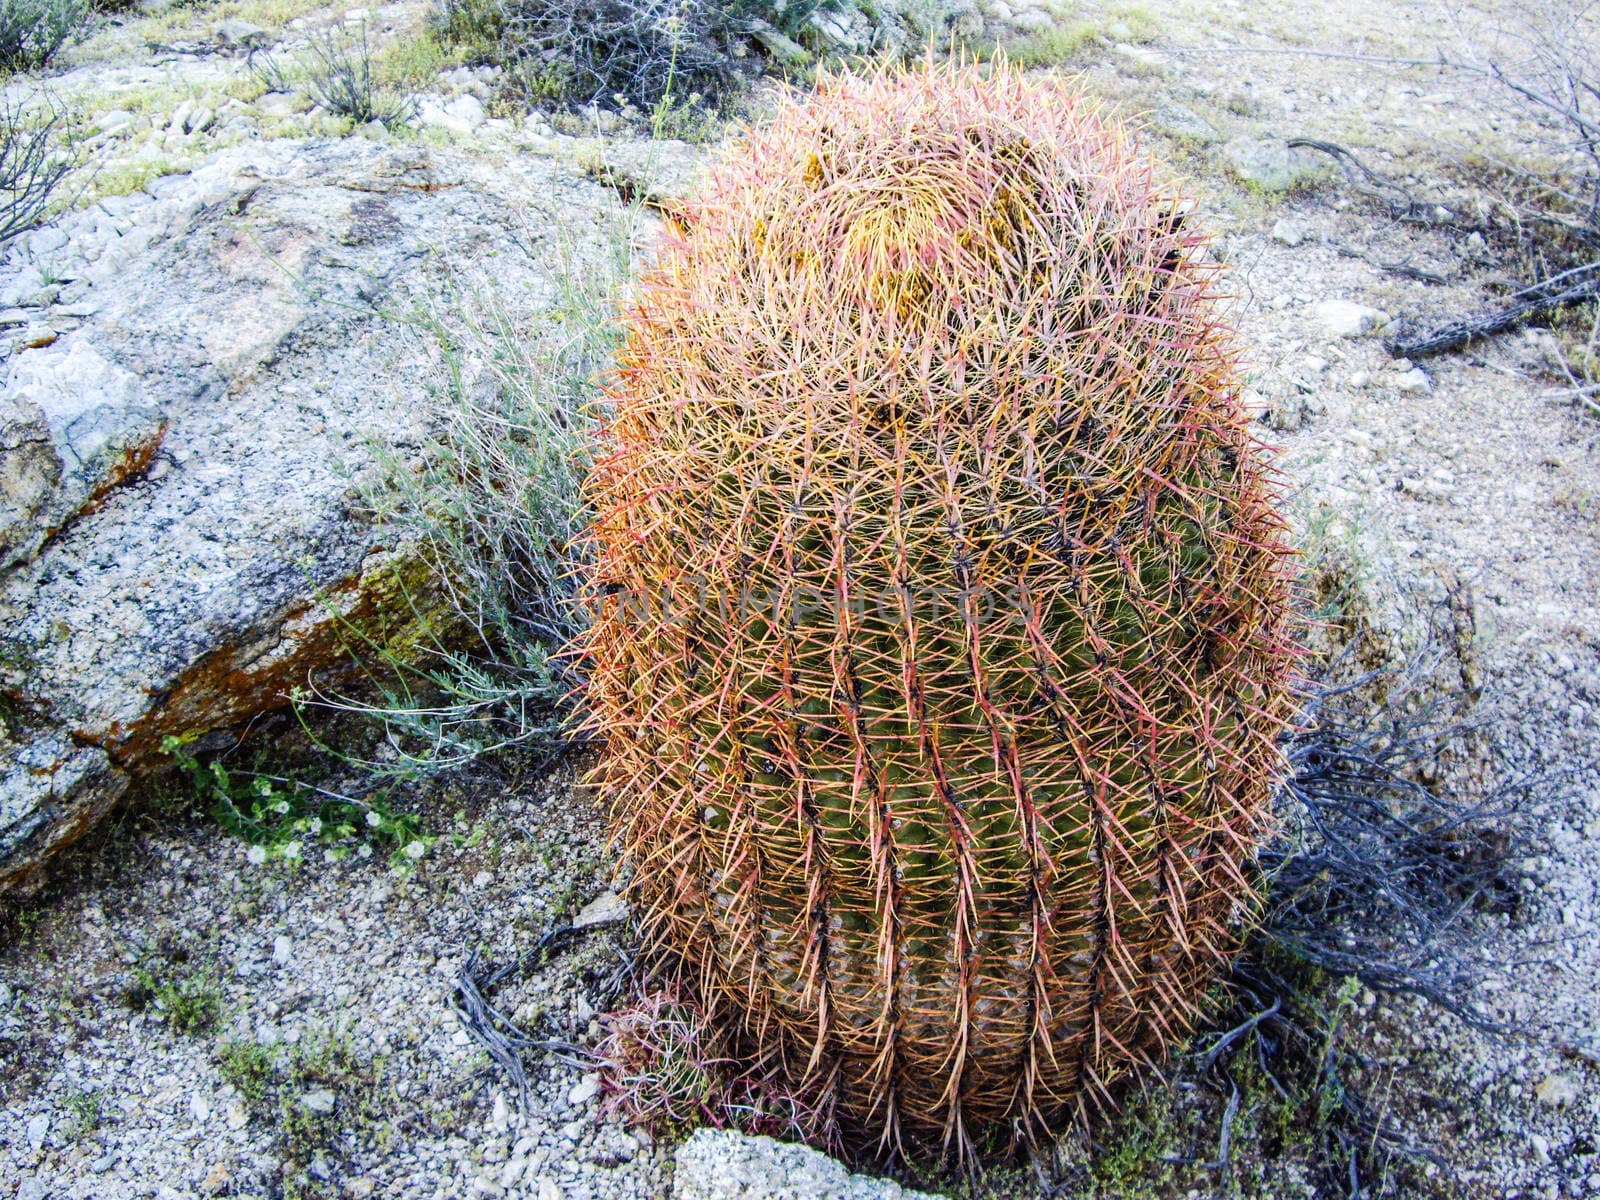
[578,60,1299,1162]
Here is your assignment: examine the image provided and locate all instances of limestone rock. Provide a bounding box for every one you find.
[1220,136,1331,193]
[417,93,487,135]
[578,137,702,209]
[673,1130,945,1200]
[1152,102,1220,144]
[0,394,60,569]
[214,18,268,48]
[0,137,628,894]
[1393,366,1432,393]
[571,890,628,930]
[1534,1072,1581,1108]
[746,19,810,66]
[1315,299,1389,339]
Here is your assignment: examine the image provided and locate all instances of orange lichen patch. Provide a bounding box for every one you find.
[79,421,169,516]
[85,547,451,773]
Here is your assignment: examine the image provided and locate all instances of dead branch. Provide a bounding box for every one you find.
[1287,138,1445,226]
[1332,242,1450,285]
[1,96,72,248]
[1388,260,1600,357]
[448,925,618,1111]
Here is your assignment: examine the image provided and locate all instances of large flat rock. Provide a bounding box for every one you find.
[0,135,626,895]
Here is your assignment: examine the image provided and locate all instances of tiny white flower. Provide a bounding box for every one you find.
[273,800,291,816]
[365,810,383,828]
[357,844,373,859]
[307,818,323,836]
[246,844,268,866]
[281,841,303,860]
[403,840,426,860]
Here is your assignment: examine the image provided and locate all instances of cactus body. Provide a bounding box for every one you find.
[579,63,1298,1157]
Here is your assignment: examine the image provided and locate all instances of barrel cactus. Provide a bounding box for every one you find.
[578,62,1299,1158]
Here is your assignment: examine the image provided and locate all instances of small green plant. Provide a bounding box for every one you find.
[218,1038,276,1103]
[62,1088,102,1137]
[217,1027,387,1197]
[372,26,469,90]
[1088,1089,1179,1193]
[1000,19,1103,68]
[992,2,1156,68]
[160,732,431,868]
[0,0,89,70]
[12,906,45,939]
[136,963,223,1033]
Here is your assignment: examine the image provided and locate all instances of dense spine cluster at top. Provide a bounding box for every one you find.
[578,61,1299,1160]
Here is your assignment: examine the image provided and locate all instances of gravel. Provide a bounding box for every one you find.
[0,759,674,1200]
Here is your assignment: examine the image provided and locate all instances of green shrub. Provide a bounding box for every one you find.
[1,97,73,245]
[0,0,89,70]
[435,0,503,59]
[304,25,415,128]
[319,229,630,777]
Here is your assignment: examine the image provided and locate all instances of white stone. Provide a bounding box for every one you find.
[418,94,488,136]
[674,1129,946,1200]
[97,109,136,135]
[1393,367,1432,394]
[214,18,268,46]
[572,890,628,929]
[1270,218,1305,246]
[1315,300,1388,338]
[1535,1072,1581,1107]
[299,1089,336,1115]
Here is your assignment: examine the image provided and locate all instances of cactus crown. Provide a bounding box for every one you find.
[579,61,1299,1161]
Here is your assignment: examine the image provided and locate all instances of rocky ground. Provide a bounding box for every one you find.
[2,0,1597,1197]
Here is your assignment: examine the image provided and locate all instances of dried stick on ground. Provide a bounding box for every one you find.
[449,927,613,1110]
[1264,6,1600,360]
[1286,138,1444,226]
[1389,262,1600,356]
